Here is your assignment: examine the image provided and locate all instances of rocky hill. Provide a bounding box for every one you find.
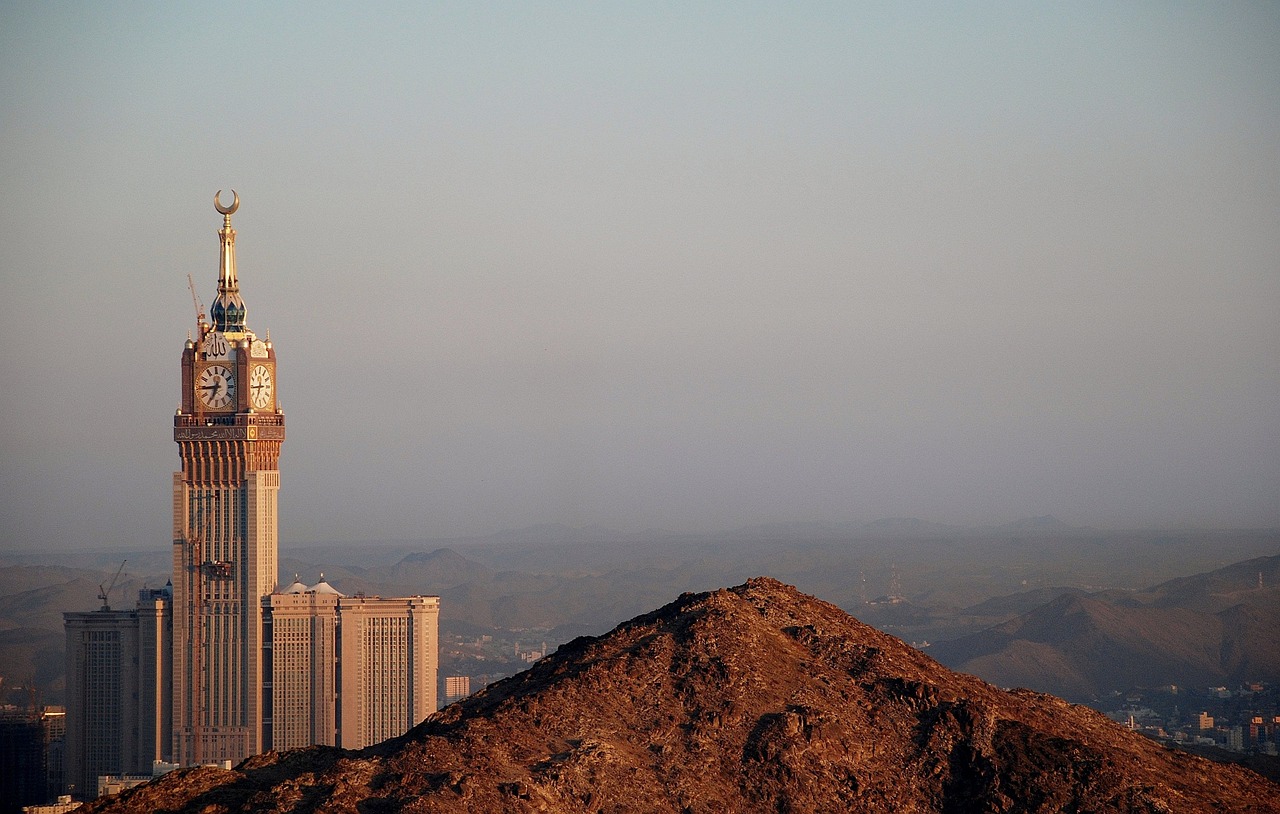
[84,578,1277,813]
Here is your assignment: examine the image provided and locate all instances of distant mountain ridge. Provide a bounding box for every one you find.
[392,547,492,588]
[290,515,1097,551]
[931,555,1280,699]
[82,579,1279,813]
[5,532,1277,710]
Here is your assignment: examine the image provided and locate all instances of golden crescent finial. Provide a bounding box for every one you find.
[214,189,239,215]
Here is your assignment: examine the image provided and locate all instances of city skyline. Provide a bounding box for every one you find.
[55,199,439,801]
[2,4,1279,553]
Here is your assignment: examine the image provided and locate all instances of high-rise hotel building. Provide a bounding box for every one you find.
[263,579,439,751]
[261,577,341,750]
[335,593,438,749]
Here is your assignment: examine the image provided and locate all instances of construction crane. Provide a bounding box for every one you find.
[187,273,207,338]
[98,560,126,611]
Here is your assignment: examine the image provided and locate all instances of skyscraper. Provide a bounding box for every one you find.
[63,587,171,801]
[171,191,284,766]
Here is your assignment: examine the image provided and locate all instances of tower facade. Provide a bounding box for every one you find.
[171,192,284,766]
[337,594,439,749]
[261,577,340,750]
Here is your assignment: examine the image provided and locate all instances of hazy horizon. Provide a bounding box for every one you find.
[4,515,1278,560]
[3,4,1278,552]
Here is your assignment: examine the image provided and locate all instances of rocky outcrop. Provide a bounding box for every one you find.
[85,578,1278,813]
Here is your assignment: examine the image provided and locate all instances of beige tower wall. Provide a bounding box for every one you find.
[410,600,436,726]
[310,601,337,744]
[262,590,338,750]
[136,593,172,768]
[171,471,279,766]
[243,469,280,755]
[337,596,439,750]
[170,473,188,765]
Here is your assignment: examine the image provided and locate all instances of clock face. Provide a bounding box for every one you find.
[249,364,274,409]
[197,364,235,409]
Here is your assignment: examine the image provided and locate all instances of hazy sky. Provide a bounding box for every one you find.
[2,3,1278,551]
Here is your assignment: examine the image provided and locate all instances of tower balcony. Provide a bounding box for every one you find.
[175,413,285,428]
[174,412,285,443]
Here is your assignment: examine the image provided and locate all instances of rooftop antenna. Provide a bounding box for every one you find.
[98,560,126,611]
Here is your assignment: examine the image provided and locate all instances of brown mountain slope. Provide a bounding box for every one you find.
[85,578,1277,813]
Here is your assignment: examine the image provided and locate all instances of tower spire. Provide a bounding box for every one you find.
[210,189,247,333]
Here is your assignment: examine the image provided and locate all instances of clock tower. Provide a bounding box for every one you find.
[172,191,283,765]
